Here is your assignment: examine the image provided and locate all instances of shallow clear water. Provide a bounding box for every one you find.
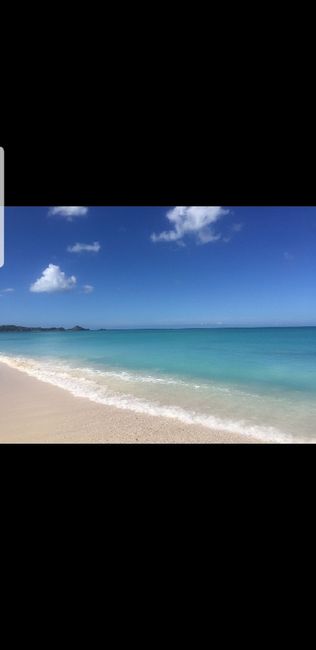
[1,327,316,442]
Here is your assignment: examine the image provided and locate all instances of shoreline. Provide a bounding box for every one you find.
[0,362,259,444]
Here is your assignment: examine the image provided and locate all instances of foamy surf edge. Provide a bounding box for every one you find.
[0,354,306,443]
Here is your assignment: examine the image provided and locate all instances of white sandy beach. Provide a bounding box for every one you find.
[0,362,258,443]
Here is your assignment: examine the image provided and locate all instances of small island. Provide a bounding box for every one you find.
[0,325,90,332]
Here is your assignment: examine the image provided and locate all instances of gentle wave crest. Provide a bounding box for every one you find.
[0,354,306,443]
[79,365,202,388]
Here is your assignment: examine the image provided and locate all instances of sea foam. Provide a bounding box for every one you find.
[0,353,306,443]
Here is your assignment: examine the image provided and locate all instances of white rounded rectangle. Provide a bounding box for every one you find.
[0,147,3,267]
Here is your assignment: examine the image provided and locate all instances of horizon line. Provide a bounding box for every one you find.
[1,323,316,331]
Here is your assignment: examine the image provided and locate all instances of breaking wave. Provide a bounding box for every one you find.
[0,354,307,443]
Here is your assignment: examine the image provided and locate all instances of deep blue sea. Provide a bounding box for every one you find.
[1,327,316,441]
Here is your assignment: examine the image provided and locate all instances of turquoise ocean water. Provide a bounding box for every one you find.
[1,327,316,442]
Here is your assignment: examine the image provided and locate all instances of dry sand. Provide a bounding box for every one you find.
[0,362,258,443]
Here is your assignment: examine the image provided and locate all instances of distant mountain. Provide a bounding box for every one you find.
[0,325,89,332]
[68,326,88,331]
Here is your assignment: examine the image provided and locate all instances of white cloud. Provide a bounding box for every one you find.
[48,206,88,222]
[82,284,94,293]
[67,241,101,253]
[30,264,76,293]
[151,206,228,244]
[197,229,221,244]
[232,223,243,232]
[0,287,14,293]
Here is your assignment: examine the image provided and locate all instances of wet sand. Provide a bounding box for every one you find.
[0,362,258,443]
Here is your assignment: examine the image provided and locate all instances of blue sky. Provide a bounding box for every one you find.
[0,205,315,328]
